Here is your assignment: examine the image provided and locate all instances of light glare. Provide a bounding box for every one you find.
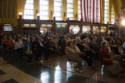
[121,19,125,26]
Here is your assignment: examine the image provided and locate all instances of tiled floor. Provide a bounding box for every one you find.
[0,56,125,83]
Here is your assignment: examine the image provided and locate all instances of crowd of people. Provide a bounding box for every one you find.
[0,32,125,76]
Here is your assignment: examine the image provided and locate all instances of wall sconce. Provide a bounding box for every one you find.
[19,12,22,15]
[18,12,22,19]
[37,13,40,20]
[37,13,40,16]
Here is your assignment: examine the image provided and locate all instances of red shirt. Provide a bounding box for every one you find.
[100,47,113,65]
[4,40,14,48]
[100,47,110,58]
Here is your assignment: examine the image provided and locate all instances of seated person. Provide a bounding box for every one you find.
[100,42,113,65]
[65,40,84,70]
[100,42,121,75]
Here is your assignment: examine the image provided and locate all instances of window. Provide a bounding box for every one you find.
[82,26,90,33]
[56,23,67,28]
[23,0,34,19]
[40,0,49,20]
[78,0,81,20]
[69,25,80,34]
[67,0,74,20]
[104,0,109,24]
[54,0,62,20]
[24,24,36,27]
[81,0,100,22]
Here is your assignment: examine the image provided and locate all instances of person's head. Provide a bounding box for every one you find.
[68,40,74,47]
[102,42,107,48]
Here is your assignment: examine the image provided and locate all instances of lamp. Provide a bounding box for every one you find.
[121,18,125,26]
[18,12,22,19]
[19,12,22,15]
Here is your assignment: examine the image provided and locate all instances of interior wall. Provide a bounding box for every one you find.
[121,0,125,15]
[0,0,17,19]
[0,0,17,26]
[17,0,26,18]
[122,0,125,8]
[112,0,122,17]
[0,19,1,24]
[0,0,124,26]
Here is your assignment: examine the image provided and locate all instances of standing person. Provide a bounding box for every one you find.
[24,37,33,63]
[42,37,49,60]
[31,37,41,61]
[58,36,66,55]
[89,37,100,64]
[3,36,14,60]
[13,38,24,59]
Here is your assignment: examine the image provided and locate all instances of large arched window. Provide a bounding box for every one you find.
[23,0,34,19]
[104,0,109,24]
[67,0,74,20]
[39,0,49,20]
[54,0,62,20]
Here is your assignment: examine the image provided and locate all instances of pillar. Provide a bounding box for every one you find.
[49,0,54,20]
[100,0,104,23]
[62,0,67,20]
[74,0,78,20]
[34,0,39,19]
